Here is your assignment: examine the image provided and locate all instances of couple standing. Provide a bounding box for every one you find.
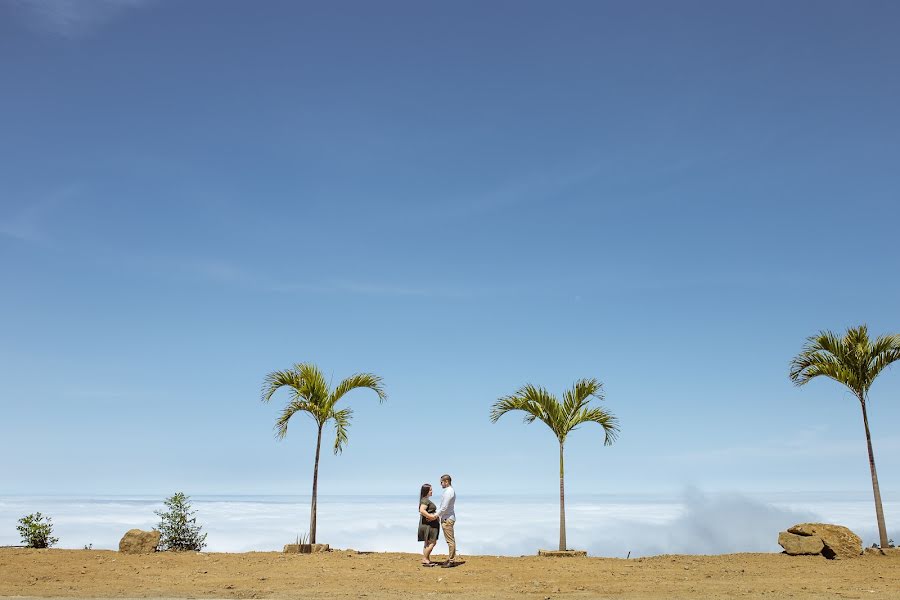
[418,474,459,567]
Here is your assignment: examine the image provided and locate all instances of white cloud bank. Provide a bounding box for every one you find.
[1,490,896,556]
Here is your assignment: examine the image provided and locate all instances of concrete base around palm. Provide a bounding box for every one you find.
[537,549,587,557]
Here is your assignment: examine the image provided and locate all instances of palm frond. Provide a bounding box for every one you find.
[292,363,330,405]
[329,373,387,410]
[491,383,560,431]
[261,369,304,404]
[331,407,353,454]
[790,348,855,387]
[572,406,620,446]
[490,393,541,424]
[562,378,603,427]
[527,384,565,435]
[790,330,861,394]
[274,399,316,439]
[868,334,900,388]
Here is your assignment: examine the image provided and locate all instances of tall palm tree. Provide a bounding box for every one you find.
[789,325,900,549]
[490,378,619,551]
[261,362,386,544]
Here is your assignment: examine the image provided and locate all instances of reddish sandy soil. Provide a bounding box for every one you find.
[1,548,899,599]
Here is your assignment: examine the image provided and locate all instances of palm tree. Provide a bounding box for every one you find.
[490,378,619,551]
[789,325,900,549]
[261,362,386,544]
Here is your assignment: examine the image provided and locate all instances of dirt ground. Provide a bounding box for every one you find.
[1,548,899,600]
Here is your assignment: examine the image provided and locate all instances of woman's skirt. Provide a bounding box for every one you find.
[418,521,440,543]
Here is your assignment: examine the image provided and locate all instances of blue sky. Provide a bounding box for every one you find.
[1,0,898,499]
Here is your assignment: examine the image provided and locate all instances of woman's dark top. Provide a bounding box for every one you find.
[417,497,440,542]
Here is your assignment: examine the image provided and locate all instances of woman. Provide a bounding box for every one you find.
[417,483,440,565]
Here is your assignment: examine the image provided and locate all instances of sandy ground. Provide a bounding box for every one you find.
[1,548,899,600]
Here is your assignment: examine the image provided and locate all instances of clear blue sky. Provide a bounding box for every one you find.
[1,0,898,498]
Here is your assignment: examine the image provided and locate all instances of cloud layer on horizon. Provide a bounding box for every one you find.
[1,489,895,556]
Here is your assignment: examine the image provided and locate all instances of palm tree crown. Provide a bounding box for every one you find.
[490,378,618,445]
[789,325,900,400]
[261,362,386,454]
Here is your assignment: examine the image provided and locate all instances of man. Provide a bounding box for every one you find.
[435,473,458,567]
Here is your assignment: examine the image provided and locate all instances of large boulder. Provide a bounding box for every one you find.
[119,529,160,554]
[787,523,862,559]
[778,531,824,555]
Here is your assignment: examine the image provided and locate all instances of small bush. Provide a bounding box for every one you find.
[155,492,207,551]
[17,512,58,548]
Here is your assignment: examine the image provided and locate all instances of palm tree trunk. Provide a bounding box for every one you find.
[860,397,889,548]
[310,424,323,544]
[559,442,566,551]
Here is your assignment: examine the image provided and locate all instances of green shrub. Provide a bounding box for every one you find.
[17,512,58,548]
[155,492,207,551]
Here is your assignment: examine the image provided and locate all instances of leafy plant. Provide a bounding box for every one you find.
[17,512,58,548]
[295,532,309,545]
[261,362,386,544]
[155,492,207,551]
[490,378,619,551]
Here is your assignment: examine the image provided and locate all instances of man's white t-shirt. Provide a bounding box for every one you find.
[437,485,456,522]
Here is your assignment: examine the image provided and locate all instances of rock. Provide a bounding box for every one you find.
[864,547,900,557]
[787,523,862,559]
[283,543,329,554]
[119,529,160,554]
[778,531,824,555]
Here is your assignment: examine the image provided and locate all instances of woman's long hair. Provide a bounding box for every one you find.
[419,483,431,502]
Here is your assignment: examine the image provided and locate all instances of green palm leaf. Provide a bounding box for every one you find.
[330,373,386,407]
[331,407,353,454]
[274,399,315,439]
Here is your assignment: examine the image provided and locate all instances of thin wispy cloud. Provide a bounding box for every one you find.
[419,148,713,225]
[9,0,150,38]
[661,428,900,464]
[0,185,79,243]
[421,161,604,224]
[183,258,254,286]
[178,258,471,299]
[271,280,434,298]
